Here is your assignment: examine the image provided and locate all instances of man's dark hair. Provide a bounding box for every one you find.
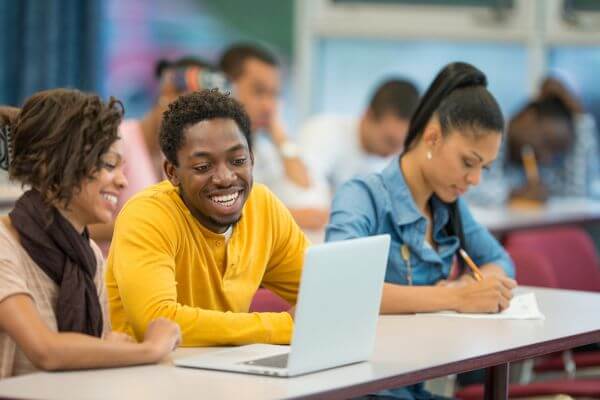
[160,89,252,166]
[218,43,279,80]
[154,56,213,80]
[9,89,123,206]
[368,79,420,120]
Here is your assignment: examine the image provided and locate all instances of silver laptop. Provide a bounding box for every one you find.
[174,234,390,377]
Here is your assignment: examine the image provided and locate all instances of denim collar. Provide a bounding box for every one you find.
[380,155,450,233]
[381,155,422,226]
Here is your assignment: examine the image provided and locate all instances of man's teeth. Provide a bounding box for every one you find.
[102,193,117,206]
[211,192,240,207]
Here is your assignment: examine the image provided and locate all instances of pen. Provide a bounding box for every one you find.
[459,248,484,282]
[521,145,539,184]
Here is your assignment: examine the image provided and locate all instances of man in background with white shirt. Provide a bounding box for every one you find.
[219,43,329,231]
[299,79,419,193]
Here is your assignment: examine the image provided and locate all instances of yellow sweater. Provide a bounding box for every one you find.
[106,181,309,346]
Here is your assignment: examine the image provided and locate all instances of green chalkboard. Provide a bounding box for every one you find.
[332,0,514,7]
[203,0,294,58]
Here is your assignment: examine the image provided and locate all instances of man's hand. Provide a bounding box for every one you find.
[267,118,311,188]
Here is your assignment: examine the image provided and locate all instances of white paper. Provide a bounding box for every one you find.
[417,293,545,320]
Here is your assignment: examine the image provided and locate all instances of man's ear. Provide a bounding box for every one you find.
[164,159,180,186]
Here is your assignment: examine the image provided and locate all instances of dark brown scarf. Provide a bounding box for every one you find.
[9,190,103,337]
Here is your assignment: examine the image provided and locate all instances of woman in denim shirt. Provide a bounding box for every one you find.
[326,62,516,400]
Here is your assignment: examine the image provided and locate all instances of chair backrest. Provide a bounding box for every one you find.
[504,226,600,292]
[505,245,559,288]
[249,288,291,312]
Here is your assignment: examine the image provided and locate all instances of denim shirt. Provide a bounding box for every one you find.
[325,157,514,399]
[326,155,514,287]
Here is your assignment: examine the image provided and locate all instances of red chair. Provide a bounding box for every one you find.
[249,288,290,312]
[505,245,577,381]
[506,227,600,376]
[456,378,600,400]
[507,246,558,288]
[504,226,600,292]
[535,351,600,373]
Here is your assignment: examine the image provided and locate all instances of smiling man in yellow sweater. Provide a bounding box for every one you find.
[106,89,309,346]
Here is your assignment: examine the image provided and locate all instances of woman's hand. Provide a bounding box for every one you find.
[453,276,517,313]
[143,318,181,361]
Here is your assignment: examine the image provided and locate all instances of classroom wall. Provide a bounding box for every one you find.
[313,39,529,118]
[104,0,600,135]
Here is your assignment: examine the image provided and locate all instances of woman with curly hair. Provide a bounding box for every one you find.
[0,89,180,378]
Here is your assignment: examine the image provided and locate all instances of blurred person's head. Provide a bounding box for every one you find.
[507,96,574,167]
[160,89,252,233]
[151,57,221,117]
[542,69,581,102]
[402,62,504,204]
[360,79,420,157]
[6,89,127,231]
[219,43,280,133]
[142,57,226,153]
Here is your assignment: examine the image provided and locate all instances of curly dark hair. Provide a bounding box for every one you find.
[9,88,124,206]
[160,89,251,166]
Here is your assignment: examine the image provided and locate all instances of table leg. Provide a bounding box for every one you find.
[484,363,509,400]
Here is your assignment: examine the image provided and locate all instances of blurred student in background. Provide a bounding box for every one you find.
[219,43,330,231]
[90,57,228,251]
[467,73,600,207]
[299,78,419,195]
[505,75,600,203]
[0,89,180,378]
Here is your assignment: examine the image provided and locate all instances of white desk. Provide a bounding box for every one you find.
[0,287,598,400]
[471,197,600,235]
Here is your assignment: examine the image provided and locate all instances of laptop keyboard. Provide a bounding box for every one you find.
[241,353,289,369]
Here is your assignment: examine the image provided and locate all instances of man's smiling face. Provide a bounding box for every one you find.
[165,117,253,233]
